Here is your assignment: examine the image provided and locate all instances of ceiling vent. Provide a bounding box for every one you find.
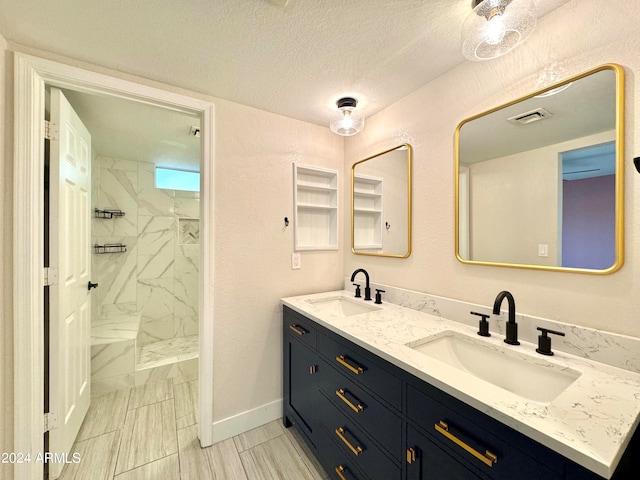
[507,107,553,125]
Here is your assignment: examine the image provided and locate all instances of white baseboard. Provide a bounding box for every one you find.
[211,398,283,444]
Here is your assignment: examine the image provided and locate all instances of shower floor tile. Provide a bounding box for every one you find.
[138,335,199,370]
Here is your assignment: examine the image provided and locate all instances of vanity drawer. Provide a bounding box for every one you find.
[317,426,370,480]
[319,395,401,480]
[318,358,402,458]
[406,384,563,480]
[318,332,402,409]
[284,306,317,349]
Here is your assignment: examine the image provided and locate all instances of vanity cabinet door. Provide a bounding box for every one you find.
[285,337,318,443]
[283,307,319,447]
[407,426,485,480]
[406,384,563,480]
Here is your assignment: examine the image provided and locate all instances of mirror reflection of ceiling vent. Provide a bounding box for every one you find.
[508,107,553,125]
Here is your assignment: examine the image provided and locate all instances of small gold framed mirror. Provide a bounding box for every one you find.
[455,64,624,273]
[352,144,412,258]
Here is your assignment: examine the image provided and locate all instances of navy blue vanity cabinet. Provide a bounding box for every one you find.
[406,383,564,480]
[317,356,402,458]
[316,331,403,479]
[407,425,487,480]
[283,306,320,448]
[316,426,370,480]
[283,306,639,480]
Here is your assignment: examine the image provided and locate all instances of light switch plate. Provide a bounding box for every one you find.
[292,253,301,269]
[538,244,549,257]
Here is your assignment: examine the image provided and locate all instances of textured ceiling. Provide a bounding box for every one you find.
[0,0,570,127]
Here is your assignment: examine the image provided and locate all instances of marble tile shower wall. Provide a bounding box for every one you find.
[92,156,200,346]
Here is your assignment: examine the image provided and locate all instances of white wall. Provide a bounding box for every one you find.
[344,0,640,339]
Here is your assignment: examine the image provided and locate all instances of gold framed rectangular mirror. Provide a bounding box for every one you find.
[352,144,412,258]
[455,64,624,273]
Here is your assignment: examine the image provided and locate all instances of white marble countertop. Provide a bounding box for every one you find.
[282,290,640,479]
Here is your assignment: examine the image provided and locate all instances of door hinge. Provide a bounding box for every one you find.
[44,412,58,433]
[44,267,58,286]
[44,120,59,141]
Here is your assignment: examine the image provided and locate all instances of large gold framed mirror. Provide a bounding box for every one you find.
[352,144,412,258]
[455,64,624,273]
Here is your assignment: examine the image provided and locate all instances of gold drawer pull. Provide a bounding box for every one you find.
[335,465,348,480]
[406,447,416,464]
[435,421,497,468]
[336,355,364,375]
[289,324,307,335]
[335,427,363,456]
[336,389,364,413]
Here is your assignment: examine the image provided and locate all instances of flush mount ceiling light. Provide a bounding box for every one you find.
[329,97,364,136]
[461,0,536,61]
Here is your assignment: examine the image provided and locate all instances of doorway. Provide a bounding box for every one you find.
[13,53,215,480]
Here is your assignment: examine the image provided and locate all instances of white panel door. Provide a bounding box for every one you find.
[49,88,92,479]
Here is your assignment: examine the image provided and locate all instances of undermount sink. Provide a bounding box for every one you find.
[407,331,581,403]
[307,296,381,317]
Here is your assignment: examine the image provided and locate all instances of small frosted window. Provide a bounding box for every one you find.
[155,167,200,192]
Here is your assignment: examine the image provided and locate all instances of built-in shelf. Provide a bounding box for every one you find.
[353,174,383,250]
[293,163,338,251]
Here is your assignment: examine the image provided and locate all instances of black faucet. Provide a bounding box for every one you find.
[350,269,372,301]
[493,291,520,345]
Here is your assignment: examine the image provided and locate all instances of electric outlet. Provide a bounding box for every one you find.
[291,253,301,269]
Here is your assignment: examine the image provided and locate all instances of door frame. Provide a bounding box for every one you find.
[13,52,216,480]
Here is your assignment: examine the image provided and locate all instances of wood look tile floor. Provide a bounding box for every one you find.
[59,378,328,480]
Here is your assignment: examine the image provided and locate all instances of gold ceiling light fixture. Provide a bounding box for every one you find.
[329,97,364,136]
[461,0,536,61]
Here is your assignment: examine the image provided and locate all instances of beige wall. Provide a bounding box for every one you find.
[344,0,640,338]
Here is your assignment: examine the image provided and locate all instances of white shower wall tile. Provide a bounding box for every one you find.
[94,167,138,237]
[175,316,199,337]
[97,302,137,321]
[342,279,640,374]
[138,278,175,322]
[137,162,175,216]
[96,237,138,308]
[91,340,136,381]
[176,245,199,265]
[176,316,199,337]
[138,317,176,344]
[174,273,198,319]
[97,156,138,172]
[91,158,201,384]
[138,216,176,253]
[138,216,175,280]
[175,197,200,218]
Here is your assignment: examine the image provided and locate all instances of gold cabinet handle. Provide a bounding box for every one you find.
[289,324,307,335]
[434,421,497,468]
[335,465,348,480]
[335,427,363,456]
[336,355,364,375]
[406,447,416,464]
[336,389,364,413]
